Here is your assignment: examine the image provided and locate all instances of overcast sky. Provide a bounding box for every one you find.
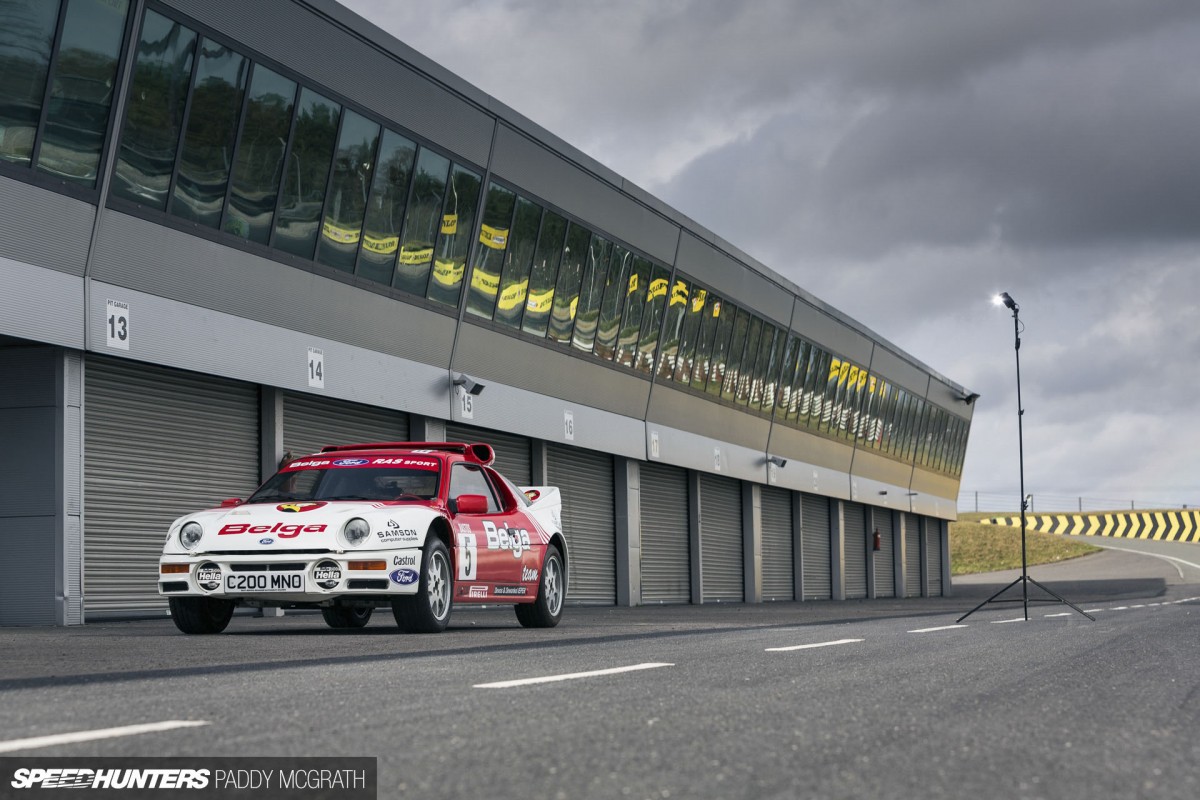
[343,0,1200,511]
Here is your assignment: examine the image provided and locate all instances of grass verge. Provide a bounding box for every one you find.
[950,512,1101,576]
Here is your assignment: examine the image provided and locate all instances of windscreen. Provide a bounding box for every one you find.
[247,454,442,503]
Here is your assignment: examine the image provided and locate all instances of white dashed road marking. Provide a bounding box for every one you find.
[474,663,674,689]
[766,638,864,652]
[0,721,210,754]
[991,617,1028,624]
[909,624,968,633]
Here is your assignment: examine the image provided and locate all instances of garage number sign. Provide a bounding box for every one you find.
[105,299,129,350]
[308,347,324,388]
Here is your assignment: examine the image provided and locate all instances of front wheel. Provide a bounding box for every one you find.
[169,596,235,634]
[515,545,565,628]
[392,537,452,633]
[321,605,373,629]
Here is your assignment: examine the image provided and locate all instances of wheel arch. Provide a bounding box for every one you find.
[547,532,568,598]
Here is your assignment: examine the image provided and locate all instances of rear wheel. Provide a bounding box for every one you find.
[321,605,373,629]
[515,545,564,628]
[392,537,452,633]
[169,596,235,634]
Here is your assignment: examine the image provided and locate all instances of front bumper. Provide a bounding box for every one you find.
[158,549,422,604]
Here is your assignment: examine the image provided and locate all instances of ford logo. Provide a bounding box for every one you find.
[333,458,370,466]
[259,538,275,545]
[389,568,419,585]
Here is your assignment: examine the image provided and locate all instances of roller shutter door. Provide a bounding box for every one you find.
[904,512,922,597]
[640,462,690,603]
[699,474,742,602]
[84,357,259,615]
[842,501,867,599]
[760,486,794,601]
[282,391,408,459]
[445,422,531,485]
[801,493,831,600]
[873,508,896,598]
[546,443,615,605]
[926,519,943,596]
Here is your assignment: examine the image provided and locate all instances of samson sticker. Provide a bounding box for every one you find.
[377,519,419,543]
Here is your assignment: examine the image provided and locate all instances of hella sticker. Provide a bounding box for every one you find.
[333,458,370,466]
[390,568,419,585]
[259,538,275,545]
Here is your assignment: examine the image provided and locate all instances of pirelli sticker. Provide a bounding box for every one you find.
[479,224,508,250]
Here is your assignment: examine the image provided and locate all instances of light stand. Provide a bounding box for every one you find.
[957,292,1093,623]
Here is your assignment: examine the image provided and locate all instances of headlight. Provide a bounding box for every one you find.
[179,522,203,550]
[343,518,370,547]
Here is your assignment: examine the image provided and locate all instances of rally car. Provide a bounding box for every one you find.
[158,442,567,634]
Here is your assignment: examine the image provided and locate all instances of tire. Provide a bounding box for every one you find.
[168,596,235,634]
[515,545,565,628]
[321,605,373,629]
[392,537,452,633]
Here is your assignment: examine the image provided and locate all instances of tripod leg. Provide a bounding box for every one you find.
[956,576,1024,623]
[1025,577,1096,621]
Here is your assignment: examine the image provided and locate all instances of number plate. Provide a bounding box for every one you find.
[224,572,305,592]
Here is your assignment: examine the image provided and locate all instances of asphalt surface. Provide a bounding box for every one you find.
[2,538,1199,800]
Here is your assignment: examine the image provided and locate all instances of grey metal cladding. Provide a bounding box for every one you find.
[790,299,873,365]
[1,408,56,517]
[90,211,456,366]
[0,176,94,276]
[490,124,679,265]
[868,344,931,397]
[675,233,791,327]
[162,0,493,165]
[927,376,974,420]
[647,383,771,452]
[452,323,651,420]
[0,518,56,625]
[0,347,57,409]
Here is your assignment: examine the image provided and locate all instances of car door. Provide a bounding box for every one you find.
[447,462,525,596]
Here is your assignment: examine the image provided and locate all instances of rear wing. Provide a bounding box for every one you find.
[520,486,562,537]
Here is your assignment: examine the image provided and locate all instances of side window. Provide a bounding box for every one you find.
[448,463,500,513]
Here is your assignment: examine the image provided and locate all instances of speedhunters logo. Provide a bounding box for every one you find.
[3,758,377,797]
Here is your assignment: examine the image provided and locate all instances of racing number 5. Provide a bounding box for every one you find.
[457,533,477,580]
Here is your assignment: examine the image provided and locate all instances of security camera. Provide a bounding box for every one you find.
[766,455,787,468]
[958,392,980,405]
[452,373,486,396]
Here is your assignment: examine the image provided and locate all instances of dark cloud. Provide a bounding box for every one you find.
[342,0,1200,506]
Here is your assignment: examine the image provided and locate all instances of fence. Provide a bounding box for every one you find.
[958,490,1199,514]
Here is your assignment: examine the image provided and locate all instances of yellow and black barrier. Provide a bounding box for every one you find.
[980,511,1200,543]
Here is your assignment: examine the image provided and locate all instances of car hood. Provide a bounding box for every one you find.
[161,500,443,555]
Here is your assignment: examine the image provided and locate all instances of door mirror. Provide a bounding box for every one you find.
[452,494,488,515]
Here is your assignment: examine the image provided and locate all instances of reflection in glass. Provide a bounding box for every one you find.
[734,315,763,404]
[804,349,831,429]
[755,325,781,411]
[427,165,481,306]
[614,257,650,368]
[356,128,415,284]
[522,210,567,337]
[466,182,514,319]
[0,0,62,166]
[35,0,128,185]
[571,235,610,352]
[394,147,449,293]
[273,87,339,259]
[670,283,705,384]
[656,277,689,380]
[112,10,195,204]
[548,223,592,344]
[171,39,247,226]
[493,196,541,328]
[720,308,751,400]
[592,244,631,360]
[223,65,295,244]
[634,264,670,373]
[315,109,378,272]
[689,294,722,391]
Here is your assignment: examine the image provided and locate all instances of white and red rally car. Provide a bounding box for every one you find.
[158,442,566,634]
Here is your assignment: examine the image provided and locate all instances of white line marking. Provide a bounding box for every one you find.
[991,617,1027,624]
[766,638,864,652]
[0,721,210,754]
[474,663,673,689]
[1112,606,1129,611]
[1084,609,1103,613]
[909,624,968,633]
[1094,543,1200,578]
[1044,613,1072,618]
